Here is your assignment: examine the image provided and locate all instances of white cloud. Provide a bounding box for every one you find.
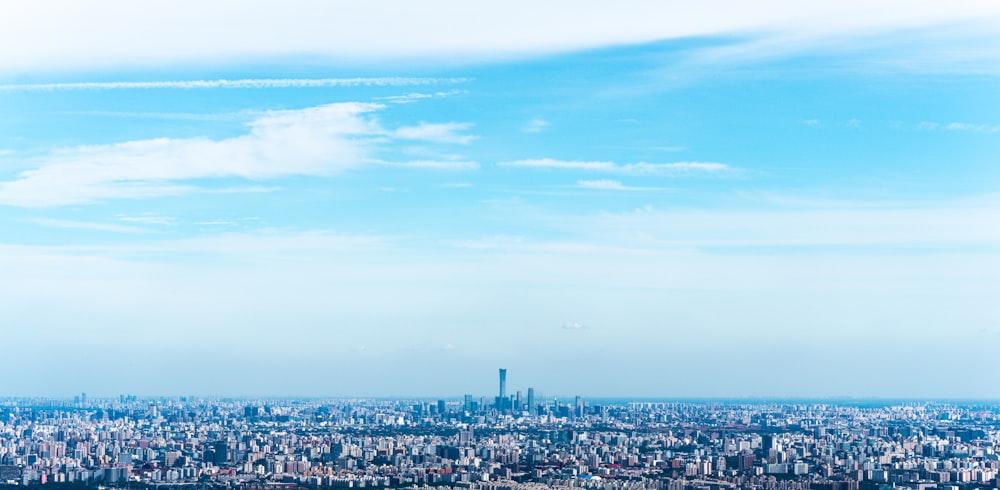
[523,118,550,133]
[562,321,586,330]
[438,182,472,188]
[0,77,468,91]
[941,122,999,133]
[576,180,645,191]
[0,103,478,207]
[500,158,732,175]
[116,214,175,225]
[945,122,978,131]
[394,122,477,145]
[918,121,1000,132]
[1,1,997,72]
[376,93,434,104]
[196,221,240,227]
[375,89,466,104]
[204,186,283,195]
[377,160,479,170]
[802,119,820,126]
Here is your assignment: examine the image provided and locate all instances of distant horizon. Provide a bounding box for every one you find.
[5,394,1000,404]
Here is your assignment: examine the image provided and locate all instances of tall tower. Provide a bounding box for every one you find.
[527,387,535,416]
[498,368,507,410]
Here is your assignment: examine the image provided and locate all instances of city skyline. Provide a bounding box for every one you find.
[0,395,997,489]
[1,2,999,398]
[5,366,1000,402]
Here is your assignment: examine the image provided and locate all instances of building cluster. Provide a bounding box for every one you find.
[0,380,998,490]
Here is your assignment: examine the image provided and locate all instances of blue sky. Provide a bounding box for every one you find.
[0,1,998,398]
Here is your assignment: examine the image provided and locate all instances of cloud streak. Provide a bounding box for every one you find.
[376,160,479,170]
[0,77,470,92]
[918,121,1000,133]
[500,158,732,175]
[523,118,550,133]
[0,103,380,207]
[393,122,477,145]
[0,103,479,207]
[576,179,651,191]
[2,1,998,73]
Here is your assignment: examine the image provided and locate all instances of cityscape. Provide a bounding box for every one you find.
[1,370,998,490]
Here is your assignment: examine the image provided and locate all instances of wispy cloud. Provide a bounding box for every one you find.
[394,122,477,145]
[438,182,472,188]
[562,321,586,330]
[375,89,466,104]
[0,103,380,207]
[0,103,478,207]
[204,186,283,195]
[595,145,686,153]
[576,179,650,191]
[943,122,1000,132]
[500,158,732,175]
[377,160,479,170]
[0,77,470,92]
[116,214,175,226]
[523,117,550,133]
[672,19,1000,79]
[196,220,241,227]
[377,93,433,104]
[3,2,997,73]
[918,121,1000,133]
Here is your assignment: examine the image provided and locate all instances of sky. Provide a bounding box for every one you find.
[0,1,999,399]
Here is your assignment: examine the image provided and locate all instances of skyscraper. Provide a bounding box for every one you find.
[527,387,535,416]
[762,434,775,454]
[498,368,507,411]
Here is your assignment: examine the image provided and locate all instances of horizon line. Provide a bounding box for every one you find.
[3,395,998,404]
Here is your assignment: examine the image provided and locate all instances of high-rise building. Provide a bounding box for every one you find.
[459,428,474,445]
[498,368,507,410]
[212,440,229,465]
[762,434,775,454]
[527,388,535,416]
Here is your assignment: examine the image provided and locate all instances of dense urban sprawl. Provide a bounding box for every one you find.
[1,390,998,490]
